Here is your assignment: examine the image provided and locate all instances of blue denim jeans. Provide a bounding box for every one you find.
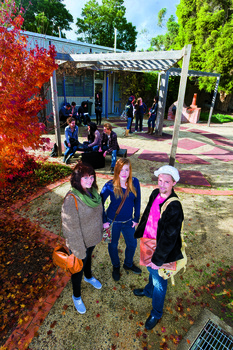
[108,219,137,268]
[64,141,78,157]
[127,117,132,130]
[102,146,117,168]
[147,114,156,128]
[143,267,168,319]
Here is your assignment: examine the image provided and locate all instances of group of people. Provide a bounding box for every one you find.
[125,95,158,136]
[61,159,184,331]
[60,94,102,127]
[63,118,119,174]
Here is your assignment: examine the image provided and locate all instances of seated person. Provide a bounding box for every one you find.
[99,123,119,174]
[84,122,101,152]
[59,103,72,124]
[71,102,82,124]
[63,117,81,164]
[78,101,91,126]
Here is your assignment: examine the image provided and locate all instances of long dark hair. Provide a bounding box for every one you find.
[88,122,97,142]
[70,160,98,194]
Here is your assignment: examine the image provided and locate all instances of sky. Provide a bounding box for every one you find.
[62,0,180,50]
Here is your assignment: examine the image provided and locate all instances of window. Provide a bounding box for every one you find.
[57,71,94,97]
[95,71,104,80]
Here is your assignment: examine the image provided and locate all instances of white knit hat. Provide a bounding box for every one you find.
[154,165,180,182]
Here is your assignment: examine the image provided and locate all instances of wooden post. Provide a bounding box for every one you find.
[169,45,192,166]
[155,70,170,136]
[208,76,220,127]
[50,70,62,156]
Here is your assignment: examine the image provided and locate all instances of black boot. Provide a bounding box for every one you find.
[65,154,73,164]
[112,267,120,281]
[63,154,67,163]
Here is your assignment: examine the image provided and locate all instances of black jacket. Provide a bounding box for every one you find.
[101,131,119,154]
[134,188,184,266]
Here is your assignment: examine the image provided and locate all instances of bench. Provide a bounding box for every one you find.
[117,149,127,158]
[105,148,127,158]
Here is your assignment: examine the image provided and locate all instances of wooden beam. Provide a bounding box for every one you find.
[50,70,62,156]
[70,49,183,63]
[155,71,170,136]
[169,45,192,166]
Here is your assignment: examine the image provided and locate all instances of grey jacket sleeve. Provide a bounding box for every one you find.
[61,195,87,259]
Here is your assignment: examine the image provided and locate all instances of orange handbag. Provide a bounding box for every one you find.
[52,245,83,274]
[52,193,83,274]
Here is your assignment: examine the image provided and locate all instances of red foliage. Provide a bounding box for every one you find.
[0,1,58,186]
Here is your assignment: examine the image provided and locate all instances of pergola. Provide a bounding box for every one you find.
[52,45,193,164]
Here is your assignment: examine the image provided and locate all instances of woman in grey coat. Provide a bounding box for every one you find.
[61,161,103,314]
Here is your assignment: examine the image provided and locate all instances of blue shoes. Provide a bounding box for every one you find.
[84,276,102,289]
[72,296,86,314]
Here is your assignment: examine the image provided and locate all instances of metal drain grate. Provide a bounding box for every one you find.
[190,319,233,349]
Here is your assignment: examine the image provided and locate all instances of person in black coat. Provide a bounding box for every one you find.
[133,165,184,330]
[95,93,102,125]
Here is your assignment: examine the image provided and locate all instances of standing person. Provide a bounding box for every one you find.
[133,165,184,330]
[63,117,80,164]
[101,158,141,281]
[61,161,103,314]
[85,122,101,152]
[147,96,158,134]
[135,97,147,133]
[95,93,102,125]
[99,122,119,174]
[124,95,135,137]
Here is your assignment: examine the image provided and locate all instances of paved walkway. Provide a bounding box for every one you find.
[3,117,233,350]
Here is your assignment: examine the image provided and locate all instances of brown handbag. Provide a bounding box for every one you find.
[52,193,83,274]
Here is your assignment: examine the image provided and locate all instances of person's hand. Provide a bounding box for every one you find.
[68,143,71,147]
[103,222,110,229]
[103,151,107,157]
[132,221,138,228]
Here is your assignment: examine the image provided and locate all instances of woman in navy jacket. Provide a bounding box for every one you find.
[101,158,141,281]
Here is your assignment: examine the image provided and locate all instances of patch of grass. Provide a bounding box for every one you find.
[0,161,72,207]
[34,162,72,186]
[200,112,233,123]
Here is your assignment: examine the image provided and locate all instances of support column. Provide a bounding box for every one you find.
[155,70,170,136]
[208,76,220,127]
[105,73,109,119]
[169,44,192,166]
[50,70,62,156]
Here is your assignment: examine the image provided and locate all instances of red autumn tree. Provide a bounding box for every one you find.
[0,0,58,186]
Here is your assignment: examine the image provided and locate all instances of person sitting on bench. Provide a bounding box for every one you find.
[84,122,101,152]
[63,117,81,164]
[78,101,91,126]
[99,123,119,174]
[59,103,72,124]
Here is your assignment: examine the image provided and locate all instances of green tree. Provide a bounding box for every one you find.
[175,0,233,94]
[15,0,73,37]
[75,0,137,51]
[150,8,179,51]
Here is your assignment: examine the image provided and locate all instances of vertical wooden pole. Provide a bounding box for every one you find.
[208,76,220,127]
[50,70,62,156]
[169,45,192,166]
[155,70,169,136]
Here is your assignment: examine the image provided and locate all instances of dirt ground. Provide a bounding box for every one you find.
[18,120,233,349]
